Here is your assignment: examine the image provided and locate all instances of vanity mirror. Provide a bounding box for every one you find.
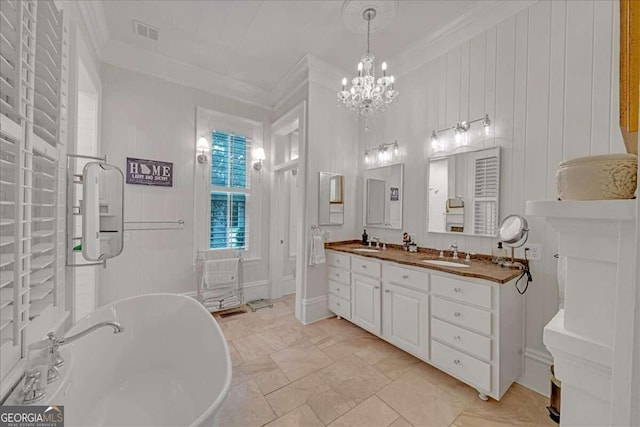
[427,147,500,236]
[82,162,125,261]
[363,163,404,229]
[319,172,344,225]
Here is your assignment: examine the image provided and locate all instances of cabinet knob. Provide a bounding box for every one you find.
[374,286,380,289]
[336,302,340,306]
[362,265,367,269]
[384,289,391,293]
[336,288,340,292]
[454,359,461,365]
[454,335,462,341]
[402,275,409,279]
[454,287,462,293]
[336,260,340,263]
[454,312,461,317]
[336,273,340,276]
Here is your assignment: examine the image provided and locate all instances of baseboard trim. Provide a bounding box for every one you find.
[301,295,332,325]
[516,347,554,397]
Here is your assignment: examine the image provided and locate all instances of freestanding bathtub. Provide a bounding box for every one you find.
[6,293,232,426]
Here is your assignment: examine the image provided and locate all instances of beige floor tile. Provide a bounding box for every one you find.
[265,373,330,417]
[322,335,385,361]
[255,368,291,395]
[390,417,414,427]
[369,349,422,380]
[317,355,392,406]
[329,395,399,427]
[354,338,409,365]
[217,380,276,427]
[377,371,465,427]
[219,319,252,340]
[271,341,334,381]
[232,355,280,386]
[233,330,288,363]
[308,389,356,425]
[452,384,555,427]
[264,404,325,427]
[227,341,244,367]
[410,362,478,405]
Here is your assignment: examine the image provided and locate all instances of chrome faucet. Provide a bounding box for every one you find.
[371,237,381,248]
[21,321,124,404]
[449,242,459,260]
[46,321,124,378]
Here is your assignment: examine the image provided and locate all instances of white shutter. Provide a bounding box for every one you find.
[0,0,67,386]
[473,154,499,236]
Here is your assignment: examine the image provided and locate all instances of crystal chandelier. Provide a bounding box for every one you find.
[337,7,398,128]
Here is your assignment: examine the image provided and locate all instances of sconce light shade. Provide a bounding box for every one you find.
[197,136,209,164]
[253,146,266,171]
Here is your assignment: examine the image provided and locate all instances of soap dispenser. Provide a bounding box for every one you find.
[492,242,508,264]
[362,229,368,246]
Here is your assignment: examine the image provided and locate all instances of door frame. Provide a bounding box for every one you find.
[269,102,307,320]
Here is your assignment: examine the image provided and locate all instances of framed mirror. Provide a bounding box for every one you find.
[82,162,124,261]
[319,172,344,225]
[362,163,404,229]
[427,147,500,237]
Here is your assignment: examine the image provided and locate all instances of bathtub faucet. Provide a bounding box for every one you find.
[46,321,125,380]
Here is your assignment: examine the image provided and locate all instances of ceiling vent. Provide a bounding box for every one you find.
[133,20,159,41]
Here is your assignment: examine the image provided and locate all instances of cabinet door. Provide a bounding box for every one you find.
[383,283,429,359]
[351,273,381,335]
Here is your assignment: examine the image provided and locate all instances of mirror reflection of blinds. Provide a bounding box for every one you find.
[474,155,498,236]
[210,130,250,250]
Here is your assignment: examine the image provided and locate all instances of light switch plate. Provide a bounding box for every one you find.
[525,244,542,261]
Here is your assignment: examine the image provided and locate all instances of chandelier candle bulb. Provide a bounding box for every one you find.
[382,61,387,76]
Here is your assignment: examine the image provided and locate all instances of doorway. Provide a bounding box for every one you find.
[269,102,306,320]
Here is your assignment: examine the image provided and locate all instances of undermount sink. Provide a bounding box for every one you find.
[352,248,381,253]
[422,259,470,268]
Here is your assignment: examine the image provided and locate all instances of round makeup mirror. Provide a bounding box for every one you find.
[498,214,529,246]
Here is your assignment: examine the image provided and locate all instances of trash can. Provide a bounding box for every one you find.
[547,364,561,424]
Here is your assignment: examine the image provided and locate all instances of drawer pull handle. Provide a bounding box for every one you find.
[454,335,462,341]
[336,288,340,292]
[336,302,340,306]
[384,289,391,293]
[374,286,380,289]
[402,275,409,279]
[454,359,461,365]
[362,265,367,269]
[454,312,462,317]
[336,273,340,277]
[454,287,462,293]
[336,260,340,263]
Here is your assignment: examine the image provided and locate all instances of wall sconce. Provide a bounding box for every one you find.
[364,141,399,165]
[430,114,492,147]
[253,146,266,171]
[196,136,209,164]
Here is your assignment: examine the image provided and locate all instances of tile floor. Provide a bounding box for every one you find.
[215,295,555,427]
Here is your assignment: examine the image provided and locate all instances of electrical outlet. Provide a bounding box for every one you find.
[525,244,542,261]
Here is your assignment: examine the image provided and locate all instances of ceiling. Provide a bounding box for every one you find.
[100,1,478,92]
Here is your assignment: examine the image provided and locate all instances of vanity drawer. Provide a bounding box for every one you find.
[431,296,492,335]
[351,257,381,278]
[384,264,429,292]
[327,251,351,269]
[329,280,351,301]
[431,340,491,392]
[328,293,351,319]
[328,266,350,285]
[432,318,492,361]
[431,275,492,309]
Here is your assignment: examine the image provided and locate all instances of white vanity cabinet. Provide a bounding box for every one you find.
[382,264,430,359]
[325,250,524,401]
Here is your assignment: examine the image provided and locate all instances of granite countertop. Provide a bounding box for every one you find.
[325,241,523,284]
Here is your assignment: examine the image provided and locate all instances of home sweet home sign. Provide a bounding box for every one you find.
[126,157,173,187]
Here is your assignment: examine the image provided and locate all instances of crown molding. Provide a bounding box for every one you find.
[390,0,538,77]
[76,0,110,58]
[270,55,311,110]
[101,39,273,109]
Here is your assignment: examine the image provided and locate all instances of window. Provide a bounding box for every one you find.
[473,154,499,235]
[209,130,250,250]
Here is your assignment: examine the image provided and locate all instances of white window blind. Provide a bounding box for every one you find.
[209,130,251,250]
[473,154,499,236]
[0,0,67,387]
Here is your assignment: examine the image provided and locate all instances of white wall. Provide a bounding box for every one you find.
[99,64,271,305]
[305,81,360,302]
[358,0,624,395]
